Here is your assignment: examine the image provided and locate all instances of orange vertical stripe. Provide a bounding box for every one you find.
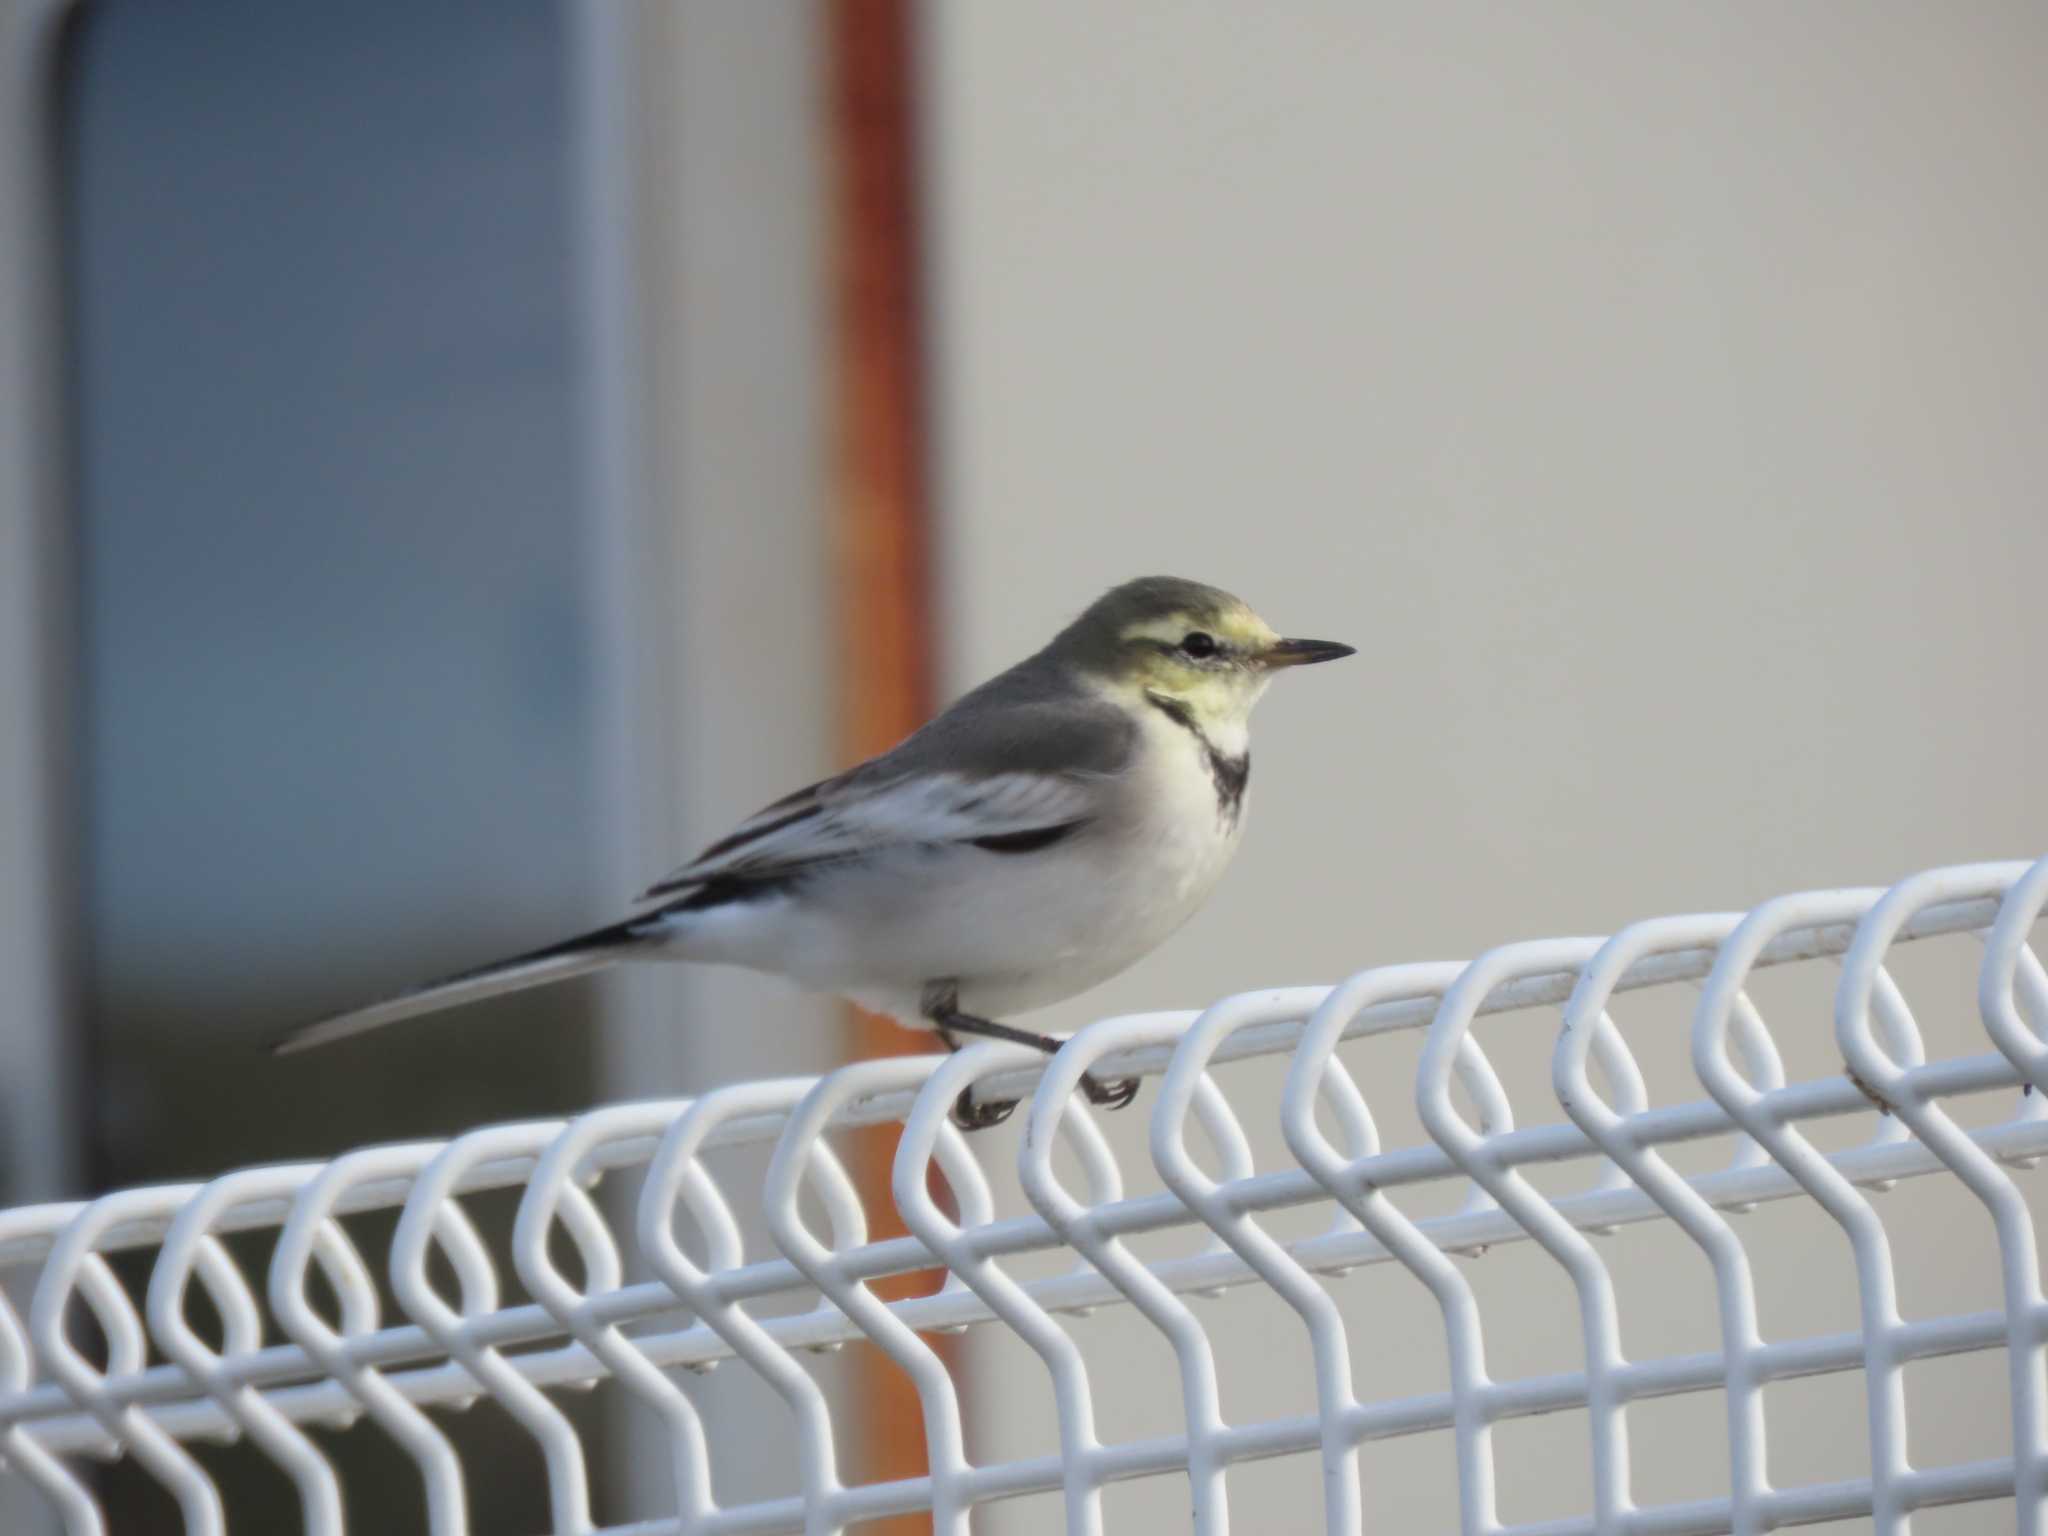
[825,0,945,1525]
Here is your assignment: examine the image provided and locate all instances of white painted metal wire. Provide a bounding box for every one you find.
[5,856,2048,1534]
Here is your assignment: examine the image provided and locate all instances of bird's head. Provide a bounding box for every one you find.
[1053,576,1354,736]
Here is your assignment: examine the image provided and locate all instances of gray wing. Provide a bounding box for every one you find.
[637,694,1137,901]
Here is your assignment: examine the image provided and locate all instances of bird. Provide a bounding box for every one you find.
[274,575,1354,1127]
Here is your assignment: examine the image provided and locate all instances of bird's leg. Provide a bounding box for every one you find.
[921,982,1141,1131]
[923,1000,1014,1129]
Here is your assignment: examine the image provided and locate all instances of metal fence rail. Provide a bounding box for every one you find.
[4,856,2048,1534]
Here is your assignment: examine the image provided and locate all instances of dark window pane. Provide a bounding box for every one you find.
[63,3,599,1527]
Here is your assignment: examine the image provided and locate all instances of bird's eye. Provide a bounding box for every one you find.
[1179,631,1218,659]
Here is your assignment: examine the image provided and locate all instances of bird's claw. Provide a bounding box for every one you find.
[950,1075,1137,1128]
[1082,1073,1141,1112]
[950,1087,1018,1132]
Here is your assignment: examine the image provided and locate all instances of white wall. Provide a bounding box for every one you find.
[582,1,846,1522]
[923,4,2048,1528]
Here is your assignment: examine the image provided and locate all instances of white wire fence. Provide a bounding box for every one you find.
[4,856,2048,1534]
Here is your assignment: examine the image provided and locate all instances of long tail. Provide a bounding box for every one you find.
[271,915,657,1056]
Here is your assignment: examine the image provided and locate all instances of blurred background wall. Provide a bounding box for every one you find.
[921,6,2048,1530]
[2,2,2045,1532]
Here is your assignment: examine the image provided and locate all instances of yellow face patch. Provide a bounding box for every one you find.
[1112,605,1281,728]
[1117,605,1277,660]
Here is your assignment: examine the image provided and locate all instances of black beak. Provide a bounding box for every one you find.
[1260,637,1356,669]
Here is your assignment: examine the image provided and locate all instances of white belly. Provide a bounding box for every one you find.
[661,721,1246,1027]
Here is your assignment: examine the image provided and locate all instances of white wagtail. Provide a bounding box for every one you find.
[276,576,1353,1126]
